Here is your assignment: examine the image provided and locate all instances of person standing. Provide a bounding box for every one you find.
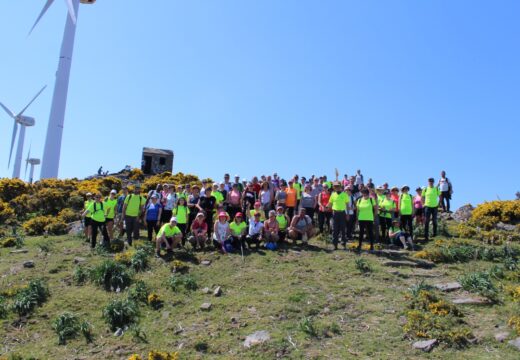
[82,193,109,249]
[173,197,189,246]
[399,185,414,239]
[116,187,128,238]
[285,180,298,220]
[317,185,332,234]
[161,185,176,226]
[327,182,350,250]
[438,171,453,213]
[346,186,356,240]
[122,185,146,246]
[197,188,217,240]
[83,193,94,242]
[144,194,162,242]
[356,189,378,251]
[104,190,118,241]
[378,191,396,244]
[422,178,441,241]
[355,170,364,186]
[187,185,201,231]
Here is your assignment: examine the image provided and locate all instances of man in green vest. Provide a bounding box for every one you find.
[399,185,414,239]
[421,178,440,241]
[327,181,350,250]
[122,184,146,245]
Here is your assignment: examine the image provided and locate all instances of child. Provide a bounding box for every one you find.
[173,197,189,246]
[414,187,424,226]
[389,219,415,250]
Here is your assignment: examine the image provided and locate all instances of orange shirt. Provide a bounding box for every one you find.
[286,188,297,207]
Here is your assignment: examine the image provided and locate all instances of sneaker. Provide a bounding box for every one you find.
[155,252,161,258]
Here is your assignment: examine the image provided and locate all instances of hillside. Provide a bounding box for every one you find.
[1,228,520,359]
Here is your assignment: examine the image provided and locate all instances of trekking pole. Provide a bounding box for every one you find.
[240,238,245,263]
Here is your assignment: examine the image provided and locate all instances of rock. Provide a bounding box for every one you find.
[495,332,509,342]
[411,270,443,278]
[23,260,35,268]
[114,328,124,337]
[508,337,520,350]
[201,287,211,294]
[452,204,474,223]
[67,220,83,236]
[200,303,212,311]
[384,260,434,269]
[398,316,407,326]
[452,297,491,305]
[73,257,87,264]
[201,260,211,266]
[434,282,462,292]
[213,286,222,297]
[412,339,437,352]
[243,330,270,348]
[162,311,170,320]
[496,222,516,232]
[10,249,28,254]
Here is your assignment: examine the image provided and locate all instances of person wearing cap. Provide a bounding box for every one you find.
[234,175,244,193]
[83,192,94,242]
[82,193,109,249]
[263,210,280,247]
[378,190,396,243]
[317,184,332,234]
[422,178,441,241]
[155,217,182,257]
[213,203,231,222]
[327,181,350,250]
[161,184,177,226]
[226,183,242,220]
[356,188,378,251]
[103,190,118,241]
[230,212,247,250]
[144,193,163,242]
[247,212,264,250]
[389,218,415,250]
[288,208,315,245]
[213,212,232,252]
[399,186,414,239]
[247,201,265,222]
[414,187,424,225]
[275,206,290,242]
[116,187,128,238]
[122,185,146,245]
[189,212,208,250]
[187,185,201,231]
[285,180,298,220]
[197,187,217,240]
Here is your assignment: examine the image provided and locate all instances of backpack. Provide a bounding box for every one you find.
[93,202,104,213]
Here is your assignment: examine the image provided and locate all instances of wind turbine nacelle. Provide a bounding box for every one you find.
[18,116,35,127]
[80,0,96,4]
[28,158,41,165]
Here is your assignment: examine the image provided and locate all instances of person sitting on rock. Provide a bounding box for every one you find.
[189,212,208,250]
[213,212,232,253]
[247,212,264,250]
[288,208,315,245]
[263,210,280,247]
[388,219,414,250]
[155,217,182,257]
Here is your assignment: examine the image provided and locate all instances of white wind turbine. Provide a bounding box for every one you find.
[31,0,96,179]
[25,146,41,184]
[0,86,47,179]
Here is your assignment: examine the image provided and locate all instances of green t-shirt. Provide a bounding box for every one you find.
[230,221,247,236]
[324,181,332,189]
[399,193,413,215]
[276,214,288,230]
[158,224,181,238]
[293,183,302,200]
[213,191,224,205]
[104,198,117,219]
[357,198,375,221]
[177,192,187,200]
[422,186,440,208]
[249,209,266,221]
[84,199,94,218]
[87,201,106,222]
[124,194,146,217]
[328,191,349,211]
[173,206,189,224]
[379,198,395,219]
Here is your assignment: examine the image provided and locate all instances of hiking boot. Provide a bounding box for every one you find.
[155,252,161,258]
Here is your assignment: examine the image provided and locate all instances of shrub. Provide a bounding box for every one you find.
[102,298,139,331]
[129,168,144,181]
[408,281,434,298]
[509,315,520,334]
[0,178,30,202]
[67,195,85,211]
[354,258,372,273]
[52,312,80,345]
[299,316,319,338]
[8,194,32,220]
[128,281,150,303]
[23,216,54,235]
[0,237,17,248]
[44,219,68,235]
[110,239,125,253]
[114,250,135,265]
[12,279,49,316]
[72,266,90,285]
[170,260,190,274]
[130,249,149,272]
[168,274,198,292]
[90,260,133,291]
[458,271,498,302]
[457,223,477,238]
[0,296,7,319]
[29,188,68,216]
[58,208,80,223]
[470,200,520,230]
[147,293,163,310]
[80,320,94,343]
[0,201,16,224]
[146,351,179,360]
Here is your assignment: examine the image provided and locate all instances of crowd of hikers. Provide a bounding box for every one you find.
[81,170,454,258]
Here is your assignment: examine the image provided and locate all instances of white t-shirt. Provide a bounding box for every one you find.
[439,178,450,192]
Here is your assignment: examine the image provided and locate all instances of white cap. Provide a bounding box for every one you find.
[110,189,117,194]
[235,174,239,177]
[170,217,177,223]
[213,182,219,186]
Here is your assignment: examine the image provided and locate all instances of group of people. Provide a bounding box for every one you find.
[81,170,454,256]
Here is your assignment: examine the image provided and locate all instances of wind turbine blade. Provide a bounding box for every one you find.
[17,85,47,117]
[29,0,55,35]
[0,102,16,118]
[25,152,30,178]
[8,121,18,168]
[64,0,77,24]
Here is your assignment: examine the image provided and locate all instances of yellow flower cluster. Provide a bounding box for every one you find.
[428,300,451,316]
[505,285,520,302]
[346,243,383,251]
[509,316,520,333]
[115,250,135,265]
[128,355,142,360]
[147,293,161,305]
[148,350,179,360]
[0,284,28,297]
[171,260,189,273]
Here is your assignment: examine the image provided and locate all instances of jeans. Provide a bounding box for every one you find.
[358,220,374,248]
[318,211,332,233]
[124,216,139,245]
[440,191,451,212]
[379,216,392,243]
[400,214,414,239]
[332,211,347,245]
[91,220,109,248]
[424,206,438,240]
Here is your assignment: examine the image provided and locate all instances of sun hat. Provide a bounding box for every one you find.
[151,194,158,199]
[401,185,410,191]
[254,201,261,207]
[110,189,117,194]
[196,212,204,218]
[218,212,227,218]
[236,212,243,217]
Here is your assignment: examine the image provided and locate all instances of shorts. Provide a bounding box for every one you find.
[84,217,92,227]
[105,218,114,224]
[162,209,173,223]
[414,208,424,217]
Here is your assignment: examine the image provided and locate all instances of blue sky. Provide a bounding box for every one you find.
[0,0,518,208]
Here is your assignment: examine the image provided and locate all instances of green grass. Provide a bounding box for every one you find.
[0,231,519,359]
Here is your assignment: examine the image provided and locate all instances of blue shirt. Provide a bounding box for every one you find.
[146,202,162,221]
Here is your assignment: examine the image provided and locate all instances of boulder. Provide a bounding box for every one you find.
[200,303,212,311]
[73,257,87,264]
[412,339,437,352]
[201,260,211,266]
[496,222,516,232]
[23,260,35,268]
[114,328,124,337]
[244,330,270,348]
[434,282,462,292]
[452,296,491,305]
[67,221,83,236]
[10,249,28,254]
[508,337,520,351]
[201,287,211,294]
[384,260,434,269]
[213,286,222,297]
[452,204,474,223]
[495,332,509,342]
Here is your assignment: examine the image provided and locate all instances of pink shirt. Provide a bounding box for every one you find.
[414,195,423,209]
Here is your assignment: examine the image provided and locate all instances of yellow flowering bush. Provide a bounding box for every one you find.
[128,355,142,360]
[147,351,179,360]
[0,237,17,248]
[470,200,520,230]
[0,284,28,297]
[147,293,162,310]
[129,168,145,181]
[115,250,135,265]
[505,285,520,302]
[508,315,520,334]
[0,201,16,224]
[0,178,30,202]
[171,260,189,274]
[346,243,383,251]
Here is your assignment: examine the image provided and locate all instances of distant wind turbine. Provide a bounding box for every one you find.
[0,86,47,179]
[25,146,41,184]
[31,0,96,179]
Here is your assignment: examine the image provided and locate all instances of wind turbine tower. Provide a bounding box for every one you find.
[32,0,96,179]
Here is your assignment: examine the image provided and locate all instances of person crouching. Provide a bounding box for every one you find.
[155,217,183,258]
[388,219,415,250]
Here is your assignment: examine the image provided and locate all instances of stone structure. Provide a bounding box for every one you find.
[141,148,174,175]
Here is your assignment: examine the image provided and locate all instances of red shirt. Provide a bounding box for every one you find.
[192,220,207,234]
[252,183,261,195]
